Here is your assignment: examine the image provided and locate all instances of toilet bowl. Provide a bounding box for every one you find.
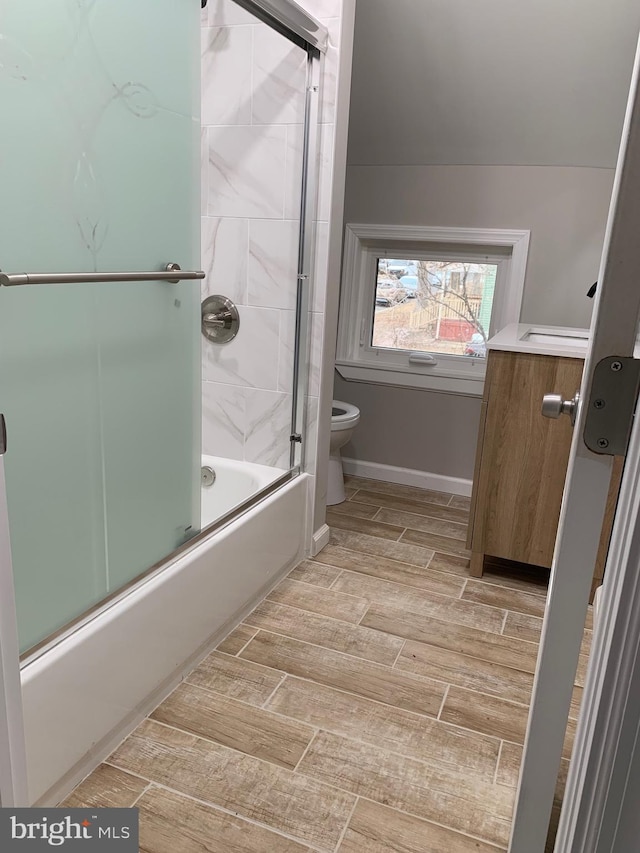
[328,400,360,505]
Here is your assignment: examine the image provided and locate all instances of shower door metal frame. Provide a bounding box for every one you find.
[233,0,326,474]
[291,48,322,471]
[232,0,328,51]
[228,0,326,474]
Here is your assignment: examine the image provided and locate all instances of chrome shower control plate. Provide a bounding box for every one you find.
[201,295,240,344]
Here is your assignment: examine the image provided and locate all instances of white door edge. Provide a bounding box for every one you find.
[0,454,28,806]
[556,407,640,851]
[509,27,640,853]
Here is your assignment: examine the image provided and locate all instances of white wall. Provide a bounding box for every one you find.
[346,164,616,330]
[348,0,640,169]
[335,371,480,480]
[334,0,639,483]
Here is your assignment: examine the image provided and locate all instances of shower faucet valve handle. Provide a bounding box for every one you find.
[201,295,240,344]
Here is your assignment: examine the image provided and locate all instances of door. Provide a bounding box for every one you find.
[0,426,27,807]
[508,35,640,853]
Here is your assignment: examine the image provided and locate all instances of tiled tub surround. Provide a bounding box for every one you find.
[65,476,591,852]
[200,0,341,473]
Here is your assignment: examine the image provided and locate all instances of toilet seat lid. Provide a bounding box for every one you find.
[331,400,360,427]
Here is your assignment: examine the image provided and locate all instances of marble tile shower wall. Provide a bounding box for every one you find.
[200,0,342,472]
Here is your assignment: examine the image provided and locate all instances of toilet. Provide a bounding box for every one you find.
[328,400,360,505]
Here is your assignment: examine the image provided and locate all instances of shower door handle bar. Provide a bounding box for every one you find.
[0,263,205,287]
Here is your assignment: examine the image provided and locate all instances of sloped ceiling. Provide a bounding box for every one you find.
[347,0,640,168]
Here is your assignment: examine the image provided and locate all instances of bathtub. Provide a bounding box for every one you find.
[200,455,287,526]
[20,460,308,805]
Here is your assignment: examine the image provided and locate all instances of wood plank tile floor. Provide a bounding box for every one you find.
[64,475,589,852]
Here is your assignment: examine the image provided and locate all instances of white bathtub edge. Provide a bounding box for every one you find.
[22,474,309,805]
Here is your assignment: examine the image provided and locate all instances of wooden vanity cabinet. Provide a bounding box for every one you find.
[467,349,621,597]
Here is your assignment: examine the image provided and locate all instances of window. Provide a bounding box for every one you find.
[336,225,530,396]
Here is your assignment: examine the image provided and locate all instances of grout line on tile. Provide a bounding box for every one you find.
[391,638,406,668]
[292,730,319,773]
[261,671,288,709]
[286,572,344,592]
[332,796,359,853]
[242,617,405,668]
[313,551,497,602]
[200,643,286,673]
[437,684,450,720]
[493,740,504,785]
[459,578,468,599]
[130,781,153,808]
[359,511,470,539]
[328,569,344,589]
[356,604,371,627]
[468,576,549,602]
[314,545,455,575]
[398,533,470,562]
[180,673,294,716]
[103,761,154,787]
[220,626,258,657]
[500,610,509,635]
[247,599,405,649]
[277,577,370,605]
[368,501,470,529]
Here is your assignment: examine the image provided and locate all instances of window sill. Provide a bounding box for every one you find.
[335,360,486,397]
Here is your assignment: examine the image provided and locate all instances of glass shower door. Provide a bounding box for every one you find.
[0,0,201,654]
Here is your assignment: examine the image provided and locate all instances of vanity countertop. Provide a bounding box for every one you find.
[487,323,590,359]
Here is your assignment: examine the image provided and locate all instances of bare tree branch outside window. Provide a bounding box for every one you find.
[372,259,497,356]
[416,261,488,343]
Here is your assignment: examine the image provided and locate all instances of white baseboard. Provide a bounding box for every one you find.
[311,523,331,556]
[342,458,472,497]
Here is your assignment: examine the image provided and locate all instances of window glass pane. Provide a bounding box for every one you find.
[372,259,498,358]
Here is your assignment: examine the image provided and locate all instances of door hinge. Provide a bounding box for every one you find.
[0,414,6,455]
[290,433,302,443]
[583,356,640,455]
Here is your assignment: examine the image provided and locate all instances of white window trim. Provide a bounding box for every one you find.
[336,223,530,396]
